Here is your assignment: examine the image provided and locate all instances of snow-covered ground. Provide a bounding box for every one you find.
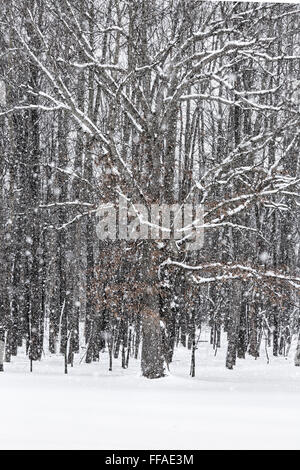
[0,333,300,450]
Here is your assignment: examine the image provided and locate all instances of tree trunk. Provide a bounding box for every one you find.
[295,333,300,367]
[141,243,164,379]
[0,329,5,372]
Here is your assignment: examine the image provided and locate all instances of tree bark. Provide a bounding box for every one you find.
[141,243,164,379]
[295,333,300,367]
[0,329,4,372]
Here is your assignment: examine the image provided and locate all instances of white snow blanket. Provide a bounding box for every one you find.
[0,337,299,450]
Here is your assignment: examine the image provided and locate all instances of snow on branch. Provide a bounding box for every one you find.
[162,259,300,290]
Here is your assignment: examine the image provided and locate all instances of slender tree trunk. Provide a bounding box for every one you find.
[190,310,196,377]
[226,285,241,369]
[0,328,5,372]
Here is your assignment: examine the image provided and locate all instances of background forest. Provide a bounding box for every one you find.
[0,0,299,379]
